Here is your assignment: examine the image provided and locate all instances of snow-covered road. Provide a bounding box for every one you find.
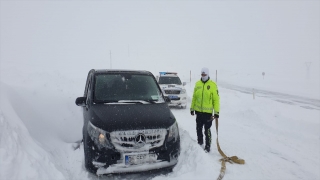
[219,82,320,111]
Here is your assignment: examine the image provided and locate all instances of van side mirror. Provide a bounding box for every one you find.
[75,97,86,106]
[183,82,186,86]
[164,96,171,103]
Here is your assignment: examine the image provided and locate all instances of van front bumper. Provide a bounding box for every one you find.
[96,158,178,175]
[165,95,187,107]
[88,136,180,175]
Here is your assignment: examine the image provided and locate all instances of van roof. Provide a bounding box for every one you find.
[159,72,178,76]
[92,69,153,75]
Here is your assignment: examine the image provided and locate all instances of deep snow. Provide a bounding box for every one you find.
[0,66,319,180]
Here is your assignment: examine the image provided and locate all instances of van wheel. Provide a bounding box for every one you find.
[84,136,98,174]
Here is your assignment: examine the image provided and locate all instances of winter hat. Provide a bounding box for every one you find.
[201,67,209,75]
[201,67,209,82]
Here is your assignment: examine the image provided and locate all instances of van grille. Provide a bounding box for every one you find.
[164,90,180,94]
[110,129,167,152]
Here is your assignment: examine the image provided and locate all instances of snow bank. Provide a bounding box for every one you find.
[0,83,65,180]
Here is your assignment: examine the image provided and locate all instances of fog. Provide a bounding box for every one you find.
[1,1,320,180]
[1,1,319,77]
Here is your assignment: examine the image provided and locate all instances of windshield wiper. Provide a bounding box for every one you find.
[97,100,157,104]
[119,100,144,104]
[143,100,157,104]
[95,100,119,104]
[118,100,157,104]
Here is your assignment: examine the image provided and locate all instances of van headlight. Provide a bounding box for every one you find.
[180,89,186,94]
[87,121,114,149]
[167,121,179,142]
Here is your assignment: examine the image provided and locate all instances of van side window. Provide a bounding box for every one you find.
[86,80,91,105]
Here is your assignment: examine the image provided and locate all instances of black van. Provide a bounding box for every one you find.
[75,69,180,175]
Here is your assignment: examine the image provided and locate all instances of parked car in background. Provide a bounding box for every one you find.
[157,72,187,109]
[75,69,180,175]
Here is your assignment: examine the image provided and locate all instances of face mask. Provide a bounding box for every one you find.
[201,75,209,82]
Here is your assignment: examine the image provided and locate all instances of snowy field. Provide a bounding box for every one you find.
[1,1,319,180]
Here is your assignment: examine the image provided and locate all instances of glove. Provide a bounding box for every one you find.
[207,116,214,122]
[190,111,194,116]
[208,114,219,122]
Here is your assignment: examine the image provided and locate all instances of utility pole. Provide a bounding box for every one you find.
[253,88,255,99]
[216,70,217,82]
[110,50,112,69]
[128,45,130,57]
[305,62,311,79]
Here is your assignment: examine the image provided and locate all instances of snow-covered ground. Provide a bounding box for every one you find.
[0,66,319,180]
[1,1,319,180]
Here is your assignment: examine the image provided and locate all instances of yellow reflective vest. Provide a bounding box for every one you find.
[190,79,220,115]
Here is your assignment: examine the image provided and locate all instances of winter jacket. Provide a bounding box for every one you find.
[190,78,220,115]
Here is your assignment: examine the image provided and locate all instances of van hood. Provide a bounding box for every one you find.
[159,84,185,90]
[89,103,176,132]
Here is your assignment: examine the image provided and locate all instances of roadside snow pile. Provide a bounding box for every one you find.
[0,83,65,180]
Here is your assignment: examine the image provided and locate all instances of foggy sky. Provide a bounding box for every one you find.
[1,1,319,78]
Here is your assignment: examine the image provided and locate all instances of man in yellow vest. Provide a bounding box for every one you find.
[190,67,220,152]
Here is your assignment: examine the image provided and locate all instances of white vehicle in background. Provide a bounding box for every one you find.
[157,72,187,109]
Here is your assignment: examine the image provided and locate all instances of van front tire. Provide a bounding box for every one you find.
[84,135,98,174]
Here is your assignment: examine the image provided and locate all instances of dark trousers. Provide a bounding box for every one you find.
[196,112,213,147]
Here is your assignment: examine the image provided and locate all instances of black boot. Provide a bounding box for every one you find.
[204,145,210,153]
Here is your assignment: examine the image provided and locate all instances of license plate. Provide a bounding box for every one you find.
[125,153,157,165]
[168,95,179,100]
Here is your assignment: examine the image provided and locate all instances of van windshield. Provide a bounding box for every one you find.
[94,73,164,103]
[158,77,182,85]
